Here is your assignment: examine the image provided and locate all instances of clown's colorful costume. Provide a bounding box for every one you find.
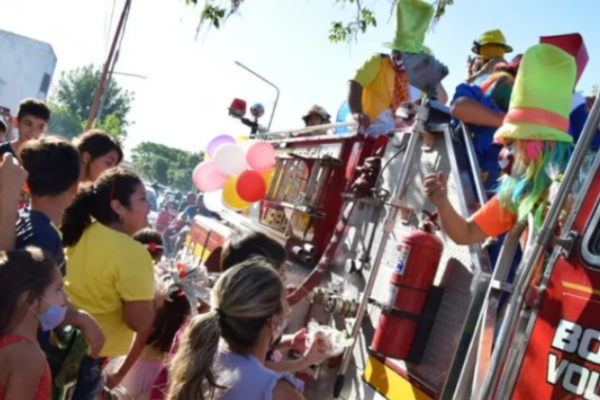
[452,33,598,196]
[348,0,447,136]
[471,43,577,237]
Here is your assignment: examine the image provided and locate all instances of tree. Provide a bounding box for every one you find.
[48,65,134,141]
[131,142,203,191]
[185,0,453,43]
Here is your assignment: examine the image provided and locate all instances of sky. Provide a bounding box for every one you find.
[1,0,597,159]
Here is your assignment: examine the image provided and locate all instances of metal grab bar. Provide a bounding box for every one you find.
[475,214,536,400]
[460,122,489,206]
[475,90,600,400]
[332,102,430,399]
[471,218,527,396]
[264,122,357,139]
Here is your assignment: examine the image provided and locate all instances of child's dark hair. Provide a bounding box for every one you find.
[0,248,57,337]
[61,168,144,247]
[74,129,123,166]
[220,231,287,272]
[20,136,81,197]
[147,291,191,353]
[0,119,6,134]
[17,98,51,122]
[133,228,164,262]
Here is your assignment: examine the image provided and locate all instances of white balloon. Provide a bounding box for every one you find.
[203,190,225,213]
[214,143,248,176]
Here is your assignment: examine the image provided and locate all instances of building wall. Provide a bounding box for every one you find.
[0,30,57,119]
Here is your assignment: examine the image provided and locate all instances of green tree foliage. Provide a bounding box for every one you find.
[131,141,203,191]
[185,0,453,43]
[48,65,134,141]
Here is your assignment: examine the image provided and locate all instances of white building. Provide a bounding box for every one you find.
[0,30,57,120]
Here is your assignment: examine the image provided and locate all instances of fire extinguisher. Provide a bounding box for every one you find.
[370,211,443,360]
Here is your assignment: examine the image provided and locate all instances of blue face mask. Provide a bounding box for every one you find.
[35,297,67,331]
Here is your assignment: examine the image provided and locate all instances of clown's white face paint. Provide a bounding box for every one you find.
[391,51,405,72]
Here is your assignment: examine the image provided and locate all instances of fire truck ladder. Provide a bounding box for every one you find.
[464,95,600,400]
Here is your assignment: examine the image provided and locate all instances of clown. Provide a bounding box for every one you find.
[466,29,513,85]
[452,54,523,194]
[425,43,577,246]
[348,0,448,137]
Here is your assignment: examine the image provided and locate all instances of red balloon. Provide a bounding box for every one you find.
[236,170,267,202]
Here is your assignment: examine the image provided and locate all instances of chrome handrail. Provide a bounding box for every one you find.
[460,123,489,206]
[263,122,357,139]
[471,218,527,396]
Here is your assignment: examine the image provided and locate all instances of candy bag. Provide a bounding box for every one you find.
[306,321,352,358]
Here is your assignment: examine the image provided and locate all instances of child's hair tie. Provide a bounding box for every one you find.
[144,242,164,252]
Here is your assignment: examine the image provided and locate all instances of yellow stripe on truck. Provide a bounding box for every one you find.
[363,357,433,400]
[186,235,211,262]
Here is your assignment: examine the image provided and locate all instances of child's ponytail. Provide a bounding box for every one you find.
[167,311,222,400]
[61,184,95,247]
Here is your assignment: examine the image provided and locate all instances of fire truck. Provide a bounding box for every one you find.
[181,95,600,400]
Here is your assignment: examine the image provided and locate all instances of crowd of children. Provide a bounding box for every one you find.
[0,99,328,400]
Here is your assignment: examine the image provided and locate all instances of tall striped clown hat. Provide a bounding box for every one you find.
[494,43,577,144]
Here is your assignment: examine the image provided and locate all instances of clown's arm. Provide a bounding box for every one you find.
[425,172,516,245]
[450,84,505,127]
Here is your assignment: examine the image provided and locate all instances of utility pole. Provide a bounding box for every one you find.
[86,0,132,131]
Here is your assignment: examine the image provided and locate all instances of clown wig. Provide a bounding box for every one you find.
[496,139,572,231]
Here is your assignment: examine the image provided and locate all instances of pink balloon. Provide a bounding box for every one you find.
[246,141,276,172]
[192,161,228,192]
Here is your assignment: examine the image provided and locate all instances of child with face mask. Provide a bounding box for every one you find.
[0,248,67,400]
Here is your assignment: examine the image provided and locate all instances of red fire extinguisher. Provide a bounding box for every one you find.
[371,211,443,360]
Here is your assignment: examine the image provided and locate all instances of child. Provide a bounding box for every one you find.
[0,247,67,400]
[74,129,123,183]
[150,232,327,400]
[17,137,105,370]
[0,99,51,159]
[104,234,190,399]
[134,228,165,263]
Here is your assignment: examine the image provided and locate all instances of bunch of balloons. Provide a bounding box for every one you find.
[192,134,277,212]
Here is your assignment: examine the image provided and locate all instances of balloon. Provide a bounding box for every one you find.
[236,135,250,144]
[207,135,236,159]
[203,190,224,213]
[336,101,352,134]
[246,141,276,172]
[236,170,267,202]
[203,153,210,161]
[222,176,249,210]
[214,144,248,176]
[192,161,228,192]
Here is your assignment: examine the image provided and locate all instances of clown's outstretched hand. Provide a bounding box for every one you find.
[424,172,487,245]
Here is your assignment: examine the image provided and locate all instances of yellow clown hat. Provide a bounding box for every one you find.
[472,29,513,56]
[383,0,434,53]
[494,44,577,144]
